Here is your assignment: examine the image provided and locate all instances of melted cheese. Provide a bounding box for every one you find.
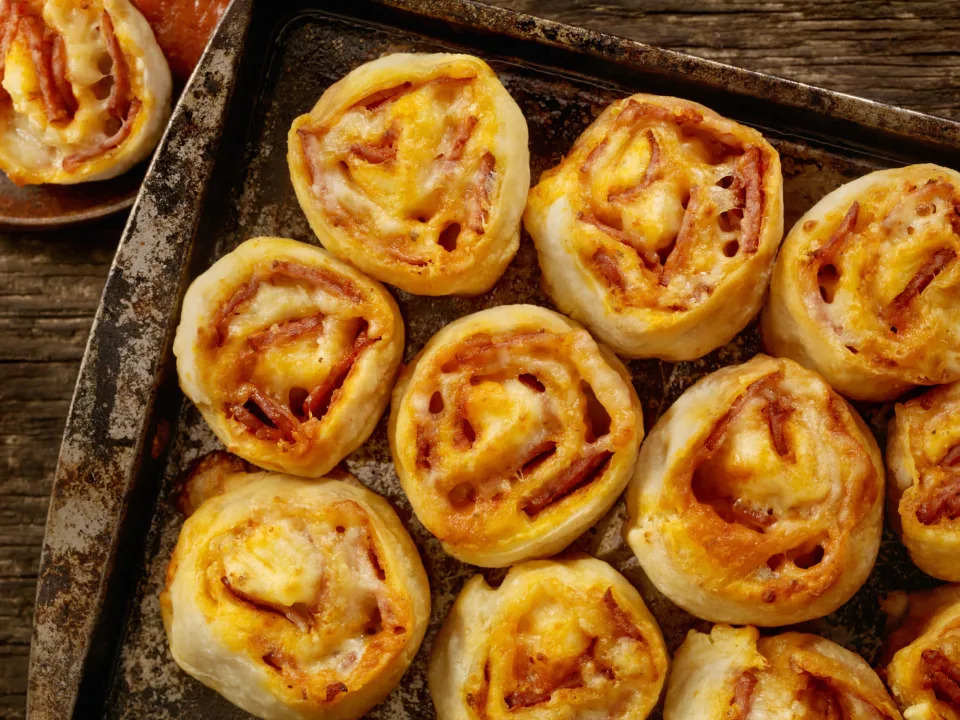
[173,237,405,478]
[161,471,431,720]
[524,93,784,361]
[764,163,960,400]
[0,0,172,184]
[429,558,668,720]
[389,304,643,567]
[888,381,960,580]
[666,625,899,720]
[288,52,530,296]
[625,354,885,627]
[887,586,960,720]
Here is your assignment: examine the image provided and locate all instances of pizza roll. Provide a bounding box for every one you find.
[625,354,884,626]
[429,556,667,720]
[665,624,900,719]
[174,237,404,478]
[887,382,960,581]
[0,0,172,184]
[389,304,643,567]
[764,164,960,401]
[161,465,430,720]
[288,53,529,296]
[524,93,783,361]
[885,585,960,720]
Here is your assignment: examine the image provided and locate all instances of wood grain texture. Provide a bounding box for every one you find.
[0,2,957,717]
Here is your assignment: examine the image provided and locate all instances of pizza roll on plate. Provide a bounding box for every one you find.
[389,304,643,567]
[429,556,667,720]
[161,457,430,720]
[625,354,885,625]
[174,237,404,477]
[764,163,960,401]
[888,381,960,580]
[665,625,900,719]
[0,0,172,184]
[524,93,783,361]
[288,53,529,296]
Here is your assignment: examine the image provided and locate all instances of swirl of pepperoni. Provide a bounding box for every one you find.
[887,381,960,581]
[625,354,884,626]
[0,0,171,184]
[161,455,430,720]
[174,237,404,478]
[429,557,667,720]
[288,53,529,297]
[389,305,643,567]
[666,625,900,720]
[764,163,960,401]
[524,93,783,361]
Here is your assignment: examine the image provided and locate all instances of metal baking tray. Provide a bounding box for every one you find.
[27,0,960,717]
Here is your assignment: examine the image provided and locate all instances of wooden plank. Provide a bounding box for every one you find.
[1,2,957,717]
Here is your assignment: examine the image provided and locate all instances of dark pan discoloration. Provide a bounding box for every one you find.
[28,1,958,718]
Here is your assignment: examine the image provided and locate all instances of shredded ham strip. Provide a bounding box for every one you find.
[465,152,495,234]
[522,449,612,516]
[349,125,398,164]
[606,130,661,202]
[922,649,960,707]
[692,372,793,530]
[732,671,758,719]
[812,202,860,266]
[883,247,957,326]
[915,477,960,525]
[602,588,646,642]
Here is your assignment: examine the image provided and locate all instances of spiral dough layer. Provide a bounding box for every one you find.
[389,304,643,567]
[0,0,171,184]
[174,237,404,478]
[764,163,960,401]
[665,625,900,719]
[429,557,668,720]
[524,93,783,361]
[160,457,430,720]
[625,354,884,625]
[888,382,960,581]
[288,52,529,296]
[886,585,960,720]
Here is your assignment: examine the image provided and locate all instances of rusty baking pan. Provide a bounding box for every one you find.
[27,0,960,718]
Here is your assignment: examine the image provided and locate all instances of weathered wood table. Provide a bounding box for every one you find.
[1,1,958,717]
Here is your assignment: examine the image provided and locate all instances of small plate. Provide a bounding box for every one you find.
[0,164,145,231]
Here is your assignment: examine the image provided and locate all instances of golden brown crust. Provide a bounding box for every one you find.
[429,557,668,720]
[524,93,783,360]
[666,625,900,719]
[288,53,529,296]
[389,304,644,567]
[886,585,960,720]
[763,164,960,401]
[626,354,885,625]
[161,471,430,720]
[174,237,404,478]
[887,382,960,580]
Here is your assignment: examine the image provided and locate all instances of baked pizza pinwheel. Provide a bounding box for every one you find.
[888,381,960,581]
[174,237,403,478]
[0,0,172,184]
[665,625,900,720]
[764,163,960,401]
[625,354,885,626]
[288,53,529,296]
[389,304,643,567]
[429,557,668,720]
[161,461,430,720]
[524,93,784,361]
[886,585,960,720]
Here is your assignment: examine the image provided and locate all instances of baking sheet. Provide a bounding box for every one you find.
[30,1,960,718]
